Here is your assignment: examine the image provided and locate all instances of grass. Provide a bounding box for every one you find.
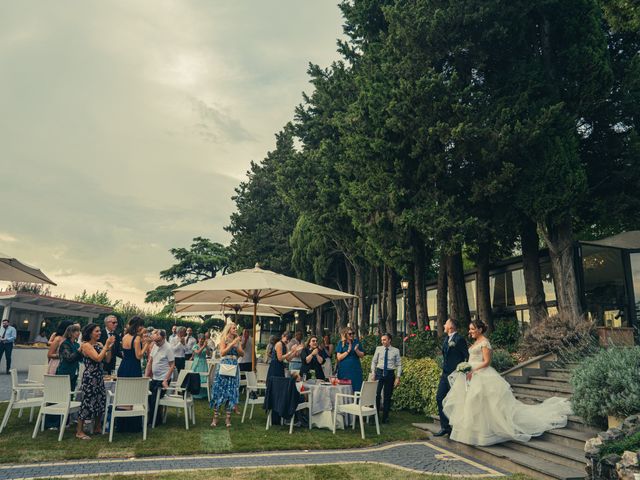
[0,396,429,464]
[43,465,530,480]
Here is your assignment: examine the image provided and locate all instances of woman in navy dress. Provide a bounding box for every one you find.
[266,331,302,379]
[117,316,148,378]
[76,323,115,440]
[210,322,244,428]
[336,327,365,392]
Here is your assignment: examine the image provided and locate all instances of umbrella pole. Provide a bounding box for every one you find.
[252,300,257,371]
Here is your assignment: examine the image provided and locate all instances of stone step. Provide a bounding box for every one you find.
[478,444,586,480]
[546,368,572,379]
[413,422,586,480]
[512,384,572,399]
[523,367,547,377]
[530,376,571,388]
[542,427,593,450]
[505,438,586,470]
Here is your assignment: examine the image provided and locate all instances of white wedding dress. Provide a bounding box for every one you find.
[442,339,572,446]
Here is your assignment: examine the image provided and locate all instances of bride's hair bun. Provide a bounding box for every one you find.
[470,319,488,333]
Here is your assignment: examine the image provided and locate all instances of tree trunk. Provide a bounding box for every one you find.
[540,215,582,319]
[333,300,348,332]
[521,218,548,326]
[406,276,417,335]
[380,266,388,335]
[447,250,471,325]
[475,242,493,332]
[385,266,398,335]
[412,233,428,330]
[355,262,367,337]
[345,256,355,328]
[437,252,448,337]
[315,306,323,336]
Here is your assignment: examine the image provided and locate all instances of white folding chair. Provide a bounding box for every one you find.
[153,370,195,430]
[256,364,269,385]
[332,381,380,439]
[0,369,44,434]
[241,372,266,423]
[290,388,313,434]
[106,378,150,442]
[32,375,80,441]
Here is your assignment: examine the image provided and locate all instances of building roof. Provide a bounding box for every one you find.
[0,291,113,318]
[581,231,640,250]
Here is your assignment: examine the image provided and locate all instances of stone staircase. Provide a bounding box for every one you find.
[414,353,598,480]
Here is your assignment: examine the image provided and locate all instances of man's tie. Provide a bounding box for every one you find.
[383,347,389,377]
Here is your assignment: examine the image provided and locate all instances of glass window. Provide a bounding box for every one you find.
[512,269,527,306]
[492,272,507,308]
[582,245,627,326]
[540,262,556,302]
[426,288,438,318]
[466,279,476,312]
[630,253,640,321]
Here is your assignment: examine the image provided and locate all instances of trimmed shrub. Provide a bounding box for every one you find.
[405,328,440,359]
[519,312,597,360]
[490,316,520,352]
[571,346,640,425]
[360,355,440,416]
[359,335,380,355]
[491,348,516,373]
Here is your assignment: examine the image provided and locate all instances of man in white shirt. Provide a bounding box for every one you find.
[145,329,175,426]
[238,329,253,372]
[370,333,402,423]
[0,319,17,374]
[170,326,187,373]
[169,325,178,343]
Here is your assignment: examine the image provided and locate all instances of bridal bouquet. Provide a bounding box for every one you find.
[456,362,472,374]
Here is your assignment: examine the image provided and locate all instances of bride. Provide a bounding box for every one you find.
[442,319,572,446]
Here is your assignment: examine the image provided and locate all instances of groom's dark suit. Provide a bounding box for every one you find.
[436,331,469,432]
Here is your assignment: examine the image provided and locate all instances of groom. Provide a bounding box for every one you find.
[434,317,469,437]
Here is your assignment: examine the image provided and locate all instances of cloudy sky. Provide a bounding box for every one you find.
[0,1,344,306]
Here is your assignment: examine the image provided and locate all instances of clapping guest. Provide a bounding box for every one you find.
[210,322,243,428]
[266,331,302,379]
[300,336,326,381]
[117,316,149,378]
[100,315,121,375]
[287,331,304,372]
[56,324,82,391]
[336,327,365,392]
[192,334,209,398]
[320,334,334,378]
[44,320,73,429]
[76,323,115,440]
[184,327,196,361]
[265,335,276,364]
[170,326,187,373]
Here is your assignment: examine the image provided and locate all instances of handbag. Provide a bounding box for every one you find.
[219,363,237,377]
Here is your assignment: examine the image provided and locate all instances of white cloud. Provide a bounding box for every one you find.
[0,232,17,243]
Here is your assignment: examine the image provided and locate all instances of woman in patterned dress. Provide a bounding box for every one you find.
[75,323,115,440]
[210,322,243,428]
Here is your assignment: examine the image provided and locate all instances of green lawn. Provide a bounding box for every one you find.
[49,465,527,480]
[0,397,429,463]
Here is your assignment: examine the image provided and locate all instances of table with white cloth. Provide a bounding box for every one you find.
[303,382,353,430]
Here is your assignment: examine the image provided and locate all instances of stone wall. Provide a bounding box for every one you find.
[585,415,640,480]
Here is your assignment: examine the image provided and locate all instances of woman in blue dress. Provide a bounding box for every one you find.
[117,316,148,378]
[210,322,244,428]
[336,327,365,392]
[192,334,209,399]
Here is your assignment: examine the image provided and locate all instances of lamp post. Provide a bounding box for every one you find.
[400,279,409,356]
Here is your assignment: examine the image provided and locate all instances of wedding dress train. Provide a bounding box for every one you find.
[442,339,572,446]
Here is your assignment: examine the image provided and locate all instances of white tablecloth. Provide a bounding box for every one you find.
[303,382,353,430]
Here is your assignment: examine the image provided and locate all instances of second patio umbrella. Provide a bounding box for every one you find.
[174,264,355,369]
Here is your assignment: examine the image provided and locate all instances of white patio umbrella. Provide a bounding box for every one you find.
[0,253,56,285]
[174,264,355,368]
[174,301,303,317]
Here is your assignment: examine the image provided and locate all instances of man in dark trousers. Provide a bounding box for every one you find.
[100,315,122,375]
[435,317,469,436]
[370,333,402,423]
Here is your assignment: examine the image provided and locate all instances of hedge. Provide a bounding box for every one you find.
[360,355,440,416]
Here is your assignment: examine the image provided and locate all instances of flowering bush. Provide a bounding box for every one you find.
[404,322,440,359]
[519,312,597,360]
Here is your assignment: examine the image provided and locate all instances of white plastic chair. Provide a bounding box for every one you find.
[32,375,80,441]
[203,363,215,401]
[153,370,195,430]
[105,378,150,442]
[184,360,193,371]
[14,367,46,420]
[26,364,48,385]
[241,372,266,423]
[332,381,380,439]
[289,388,312,434]
[256,364,269,385]
[0,369,44,434]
